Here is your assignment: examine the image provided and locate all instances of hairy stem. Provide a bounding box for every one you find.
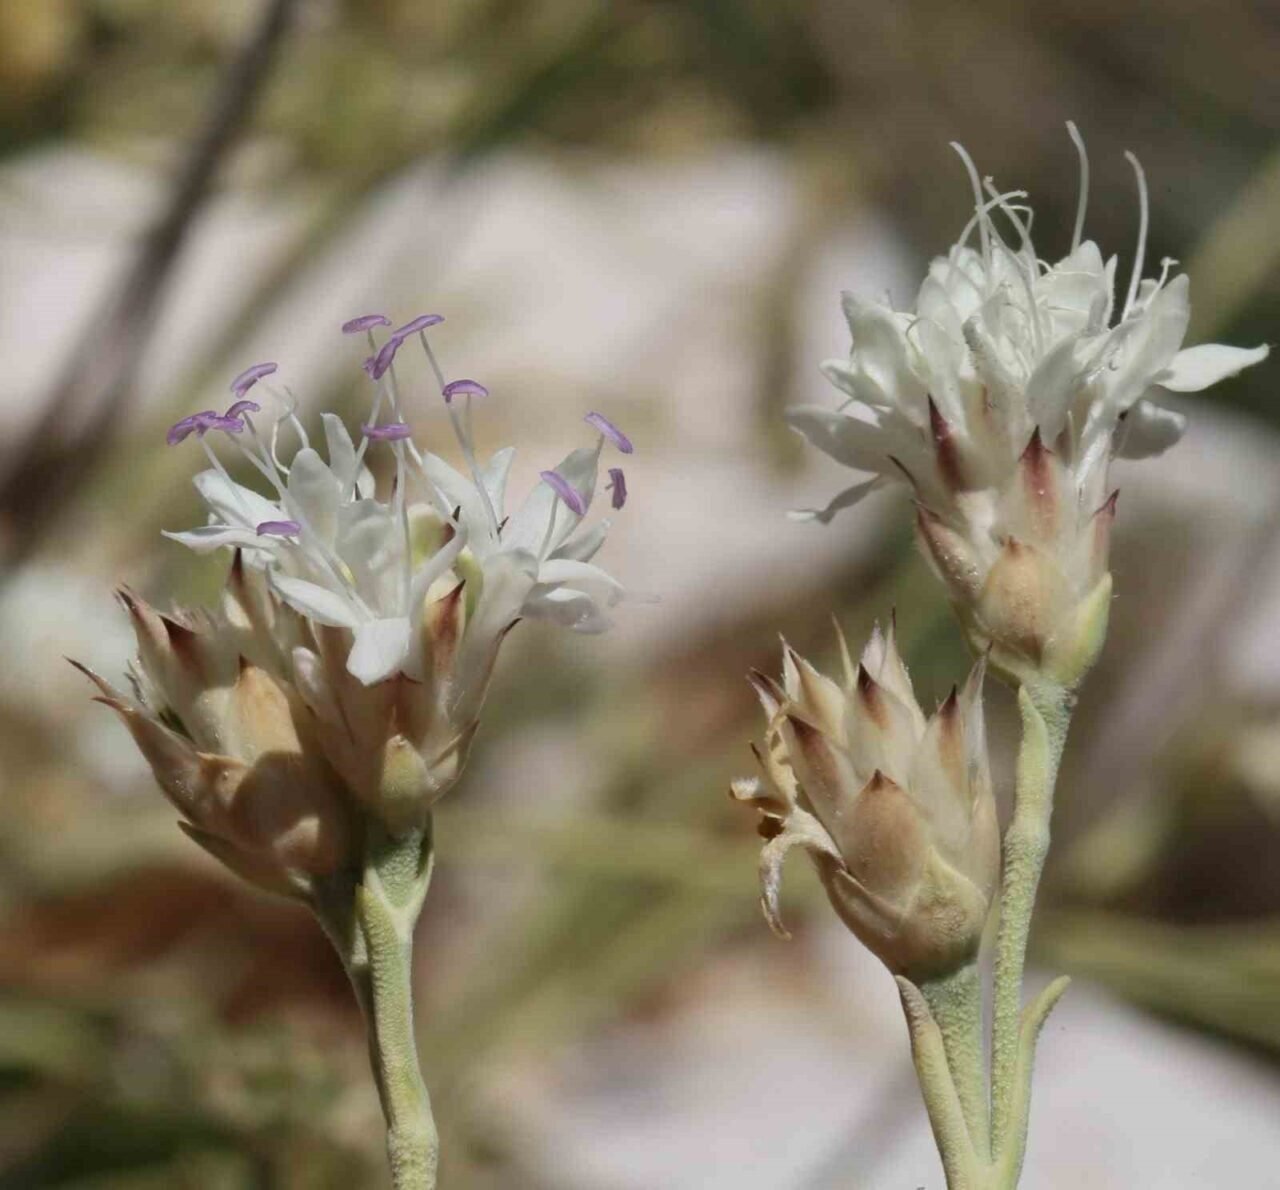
[898,977,983,1190]
[315,823,438,1189]
[359,874,438,1188]
[989,679,1073,1170]
[922,961,989,1161]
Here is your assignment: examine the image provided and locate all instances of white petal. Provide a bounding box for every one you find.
[503,445,601,555]
[819,359,889,409]
[551,518,610,563]
[785,406,893,474]
[840,295,928,412]
[534,559,623,606]
[323,413,375,498]
[417,451,495,549]
[787,477,883,524]
[335,500,402,614]
[163,525,269,553]
[1025,334,1092,440]
[522,586,612,633]
[347,617,411,685]
[1117,399,1188,460]
[481,446,516,522]
[287,448,342,543]
[450,550,539,720]
[270,574,361,628]
[1157,343,1270,392]
[192,469,280,529]
[1105,274,1191,413]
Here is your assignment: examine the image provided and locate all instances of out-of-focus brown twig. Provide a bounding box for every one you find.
[0,0,298,571]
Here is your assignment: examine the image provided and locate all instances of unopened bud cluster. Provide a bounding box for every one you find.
[732,624,998,980]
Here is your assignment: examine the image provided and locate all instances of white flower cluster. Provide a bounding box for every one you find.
[790,128,1268,679]
[167,313,632,688]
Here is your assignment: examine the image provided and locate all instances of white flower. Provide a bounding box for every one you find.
[789,126,1269,682]
[91,311,637,835]
[165,313,632,692]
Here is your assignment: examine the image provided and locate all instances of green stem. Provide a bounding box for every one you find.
[359,873,438,1188]
[922,961,989,1161]
[989,679,1073,1173]
[314,822,438,1189]
[897,977,983,1190]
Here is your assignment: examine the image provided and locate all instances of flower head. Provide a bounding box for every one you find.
[790,127,1269,685]
[733,622,998,979]
[90,312,633,845]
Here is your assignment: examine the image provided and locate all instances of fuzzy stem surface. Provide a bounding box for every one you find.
[316,822,438,1189]
[898,977,984,1189]
[922,960,989,1161]
[989,679,1073,1173]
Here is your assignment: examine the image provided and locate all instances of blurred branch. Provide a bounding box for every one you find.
[1186,145,1280,341]
[1040,911,1280,1054]
[0,0,298,571]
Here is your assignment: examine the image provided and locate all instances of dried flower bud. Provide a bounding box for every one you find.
[733,623,999,980]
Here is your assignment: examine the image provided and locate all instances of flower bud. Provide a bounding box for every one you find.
[733,622,999,980]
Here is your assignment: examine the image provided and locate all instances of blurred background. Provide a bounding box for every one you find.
[1,0,1279,1185]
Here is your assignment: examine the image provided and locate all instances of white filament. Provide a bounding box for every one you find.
[1066,120,1090,254]
[1122,150,1149,320]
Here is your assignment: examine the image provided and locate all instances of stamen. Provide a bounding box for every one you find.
[1122,150,1149,320]
[225,399,261,419]
[342,314,391,334]
[442,379,488,403]
[421,332,500,535]
[394,313,445,338]
[256,520,302,537]
[607,467,627,510]
[539,470,587,516]
[169,411,246,442]
[362,422,413,441]
[585,411,634,454]
[948,188,1027,293]
[1066,120,1089,253]
[365,338,401,380]
[230,362,277,398]
[166,411,214,446]
[982,179,1044,354]
[366,314,448,379]
[950,142,992,277]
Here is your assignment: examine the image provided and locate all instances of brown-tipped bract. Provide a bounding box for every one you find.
[732,623,999,980]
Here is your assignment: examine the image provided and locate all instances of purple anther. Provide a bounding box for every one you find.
[256,520,302,538]
[540,470,587,516]
[607,466,628,510]
[166,412,211,446]
[442,379,489,403]
[365,337,401,380]
[224,399,261,419]
[584,411,634,454]
[342,313,392,334]
[195,413,245,435]
[362,422,414,441]
[230,362,278,398]
[393,313,445,338]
